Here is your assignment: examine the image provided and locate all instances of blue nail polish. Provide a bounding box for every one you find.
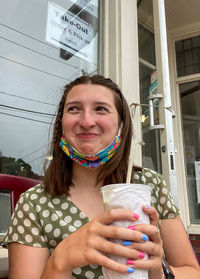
[128,267,135,273]
[122,240,132,246]
[142,234,149,241]
[146,205,150,209]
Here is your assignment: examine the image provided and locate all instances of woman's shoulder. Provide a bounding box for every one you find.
[133,166,162,185]
[133,166,180,219]
[17,183,69,210]
[20,183,45,197]
[17,183,52,206]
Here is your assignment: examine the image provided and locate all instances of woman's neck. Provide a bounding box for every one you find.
[71,162,102,190]
[69,163,104,219]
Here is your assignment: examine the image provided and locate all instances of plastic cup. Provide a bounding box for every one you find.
[101,183,151,279]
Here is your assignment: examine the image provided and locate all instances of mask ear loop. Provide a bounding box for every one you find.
[118,122,123,136]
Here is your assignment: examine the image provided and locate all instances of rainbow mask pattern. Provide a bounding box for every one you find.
[60,135,121,168]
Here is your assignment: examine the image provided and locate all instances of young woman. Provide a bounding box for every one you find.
[3,75,200,279]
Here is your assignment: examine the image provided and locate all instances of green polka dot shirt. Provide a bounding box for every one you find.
[3,168,179,279]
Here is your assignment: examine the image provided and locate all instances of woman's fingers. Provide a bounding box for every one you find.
[89,251,135,274]
[135,223,162,244]
[93,236,146,260]
[142,205,159,227]
[130,238,163,257]
[97,208,139,225]
[127,257,163,272]
[99,224,149,243]
[94,208,163,276]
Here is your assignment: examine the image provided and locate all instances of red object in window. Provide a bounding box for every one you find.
[0,174,41,213]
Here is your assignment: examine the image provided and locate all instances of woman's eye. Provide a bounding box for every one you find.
[96,107,107,112]
[67,106,80,112]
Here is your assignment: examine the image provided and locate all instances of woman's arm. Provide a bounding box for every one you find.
[161,216,200,279]
[8,243,50,279]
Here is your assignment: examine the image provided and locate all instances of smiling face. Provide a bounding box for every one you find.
[62,84,119,155]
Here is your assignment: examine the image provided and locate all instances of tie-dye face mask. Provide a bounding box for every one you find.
[59,134,121,168]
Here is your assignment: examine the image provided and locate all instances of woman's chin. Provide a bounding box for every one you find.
[73,139,107,155]
[77,145,101,156]
[78,149,97,155]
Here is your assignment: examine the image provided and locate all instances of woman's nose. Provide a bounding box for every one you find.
[79,111,96,128]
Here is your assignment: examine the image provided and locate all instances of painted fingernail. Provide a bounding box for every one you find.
[139,251,145,259]
[128,225,136,230]
[146,205,150,209]
[127,267,135,273]
[133,213,139,219]
[122,240,132,246]
[126,259,134,265]
[142,234,149,241]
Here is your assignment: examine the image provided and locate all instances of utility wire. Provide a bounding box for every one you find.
[0,111,53,125]
[0,36,82,70]
[22,144,50,160]
[0,90,57,106]
[0,106,53,119]
[0,22,97,66]
[26,154,46,164]
[0,55,71,81]
[0,104,56,116]
[0,22,58,50]
[130,102,175,112]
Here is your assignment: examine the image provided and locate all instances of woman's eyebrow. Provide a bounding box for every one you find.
[94,101,113,108]
[65,101,80,106]
[65,101,113,107]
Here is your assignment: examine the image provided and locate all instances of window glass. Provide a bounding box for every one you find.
[0,191,11,243]
[138,24,155,66]
[175,36,200,77]
[0,0,101,179]
[180,81,200,224]
[138,0,162,173]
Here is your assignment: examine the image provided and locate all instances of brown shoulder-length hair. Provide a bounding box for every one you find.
[43,75,135,196]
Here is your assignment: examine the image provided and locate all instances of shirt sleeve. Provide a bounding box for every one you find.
[2,190,48,248]
[150,171,180,219]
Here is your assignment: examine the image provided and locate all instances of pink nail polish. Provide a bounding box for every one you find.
[139,252,145,259]
[128,225,136,230]
[126,259,134,265]
[133,213,139,219]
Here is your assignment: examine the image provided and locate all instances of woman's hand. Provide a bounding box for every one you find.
[123,206,164,279]
[49,208,142,276]
[43,206,164,278]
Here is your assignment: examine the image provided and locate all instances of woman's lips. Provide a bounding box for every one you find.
[76,133,99,139]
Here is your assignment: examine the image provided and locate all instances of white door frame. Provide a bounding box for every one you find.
[167,9,200,232]
[103,0,142,166]
[152,0,179,204]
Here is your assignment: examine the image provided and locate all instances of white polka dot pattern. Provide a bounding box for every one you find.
[134,168,179,220]
[2,169,179,279]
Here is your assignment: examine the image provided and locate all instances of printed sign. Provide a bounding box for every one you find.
[46,1,97,62]
[70,0,98,17]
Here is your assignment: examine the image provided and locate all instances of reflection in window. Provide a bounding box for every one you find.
[0,191,11,242]
[138,14,162,173]
[138,24,155,66]
[180,81,200,224]
[175,35,200,77]
[0,0,101,179]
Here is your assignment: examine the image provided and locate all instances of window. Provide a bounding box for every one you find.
[179,81,200,224]
[0,191,11,243]
[0,0,101,179]
[175,36,200,77]
[138,0,162,173]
